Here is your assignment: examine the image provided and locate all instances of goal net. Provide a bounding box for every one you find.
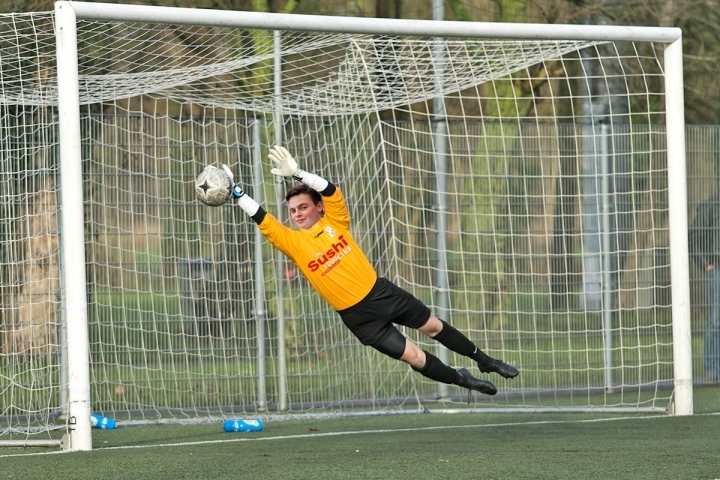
[1,3,691,449]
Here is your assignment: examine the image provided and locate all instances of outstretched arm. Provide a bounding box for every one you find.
[222,165,266,224]
[269,146,335,196]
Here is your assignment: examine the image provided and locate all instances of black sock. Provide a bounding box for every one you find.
[412,350,462,386]
[471,347,492,365]
[433,319,492,364]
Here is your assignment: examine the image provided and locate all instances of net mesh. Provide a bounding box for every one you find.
[1,11,677,439]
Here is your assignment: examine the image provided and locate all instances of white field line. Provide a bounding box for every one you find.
[1,412,718,458]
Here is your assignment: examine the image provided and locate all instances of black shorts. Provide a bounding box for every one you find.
[337,277,431,348]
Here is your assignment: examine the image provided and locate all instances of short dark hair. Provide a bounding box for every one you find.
[285,184,322,205]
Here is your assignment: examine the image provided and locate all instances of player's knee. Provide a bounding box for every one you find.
[419,315,444,337]
[405,347,427,371]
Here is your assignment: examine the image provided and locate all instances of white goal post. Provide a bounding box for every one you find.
[1,1,690,451]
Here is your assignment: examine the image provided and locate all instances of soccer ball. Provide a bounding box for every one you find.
[195,165,232,207]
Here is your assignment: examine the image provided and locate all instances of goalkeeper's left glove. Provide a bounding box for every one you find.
[267,146,328,192]
[269,146,303,180]
[222,164,260,216]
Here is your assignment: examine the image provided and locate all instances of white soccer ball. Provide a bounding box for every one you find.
[195,165,232,207]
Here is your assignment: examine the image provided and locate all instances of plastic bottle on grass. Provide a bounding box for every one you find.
[90,413,117,430]
[223,419,263,432]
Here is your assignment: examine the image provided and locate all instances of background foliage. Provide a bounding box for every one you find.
[4,0,717,124]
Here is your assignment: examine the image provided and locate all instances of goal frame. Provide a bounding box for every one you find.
[53,1,691,452]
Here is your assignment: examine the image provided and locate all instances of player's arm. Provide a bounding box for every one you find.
[268,146,336,197]
[221,164,298,259]
[269,146,351,228]
[221,165,266,225]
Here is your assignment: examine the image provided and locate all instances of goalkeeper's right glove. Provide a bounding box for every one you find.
[222,164,245,197]
[223,164,260,216]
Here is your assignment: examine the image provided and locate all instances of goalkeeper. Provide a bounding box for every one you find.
[223,146,518,396]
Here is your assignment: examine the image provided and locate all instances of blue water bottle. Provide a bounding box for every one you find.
[90,413,117,430]
[223,419,263,432]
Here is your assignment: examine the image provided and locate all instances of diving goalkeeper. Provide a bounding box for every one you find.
[223,146,519,396]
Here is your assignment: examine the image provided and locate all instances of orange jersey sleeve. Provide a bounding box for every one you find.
[258,187,377,311]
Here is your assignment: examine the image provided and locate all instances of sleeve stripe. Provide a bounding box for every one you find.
[251,207,267,225]
[320,183,336,197]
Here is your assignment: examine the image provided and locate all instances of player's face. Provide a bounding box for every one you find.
[288,193,324,230]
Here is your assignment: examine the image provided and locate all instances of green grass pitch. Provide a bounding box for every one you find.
[2,386,719,479]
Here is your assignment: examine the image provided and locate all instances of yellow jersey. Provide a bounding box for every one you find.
[258,187,378,311]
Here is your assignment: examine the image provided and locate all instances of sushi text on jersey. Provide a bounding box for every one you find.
[307,235,351,274]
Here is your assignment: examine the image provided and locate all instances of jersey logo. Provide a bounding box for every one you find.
[325,226,335,238]
[307,235,350,272]
[313,230,324,239]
